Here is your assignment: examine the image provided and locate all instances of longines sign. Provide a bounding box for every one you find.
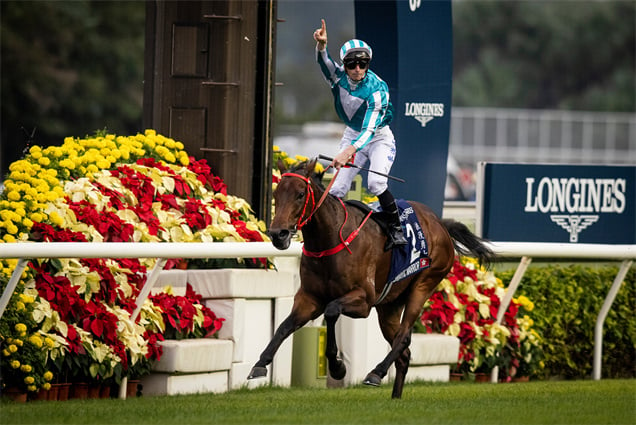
[477,163,635,244]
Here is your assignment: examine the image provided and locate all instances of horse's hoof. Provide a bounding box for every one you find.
[363,373,382,387]
[247,366,268,380]
[329,360,347,381]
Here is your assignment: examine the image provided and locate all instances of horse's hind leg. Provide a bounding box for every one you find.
[371,304,412,398]
[248,289,321,379]
[392,345,411,399]
[364,283,435,398]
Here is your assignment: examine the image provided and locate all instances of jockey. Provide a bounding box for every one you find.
[313,19,407,250]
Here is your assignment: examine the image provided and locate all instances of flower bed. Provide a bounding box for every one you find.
[0,130,271,398]
[417,257,543,380]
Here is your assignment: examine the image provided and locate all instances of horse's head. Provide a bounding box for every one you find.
[269,158,320,250]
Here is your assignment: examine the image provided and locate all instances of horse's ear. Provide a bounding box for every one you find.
[306,158,318,178]
[277,158,287,173]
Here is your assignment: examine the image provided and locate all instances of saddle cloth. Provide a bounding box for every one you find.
[378,199,431,304]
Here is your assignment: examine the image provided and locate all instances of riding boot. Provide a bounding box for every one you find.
[378,190,407,251]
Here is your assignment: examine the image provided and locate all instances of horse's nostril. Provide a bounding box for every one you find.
[268,229,290,241]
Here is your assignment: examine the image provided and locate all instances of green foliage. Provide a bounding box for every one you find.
[498,264,636,379]
[1,1,145,173]
[452,1,635,111]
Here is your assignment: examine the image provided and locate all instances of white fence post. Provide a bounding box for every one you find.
[593,259,633,380]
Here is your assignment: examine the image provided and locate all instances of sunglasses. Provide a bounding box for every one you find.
[344,59,369,70]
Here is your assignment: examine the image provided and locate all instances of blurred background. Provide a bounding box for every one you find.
[2,0,634,201]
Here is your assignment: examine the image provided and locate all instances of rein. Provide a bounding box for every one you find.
[280,170,371,257]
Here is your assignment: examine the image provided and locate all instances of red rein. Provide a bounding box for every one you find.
[280,172,372,257]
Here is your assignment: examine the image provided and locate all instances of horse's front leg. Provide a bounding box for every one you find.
[324,288,371,380]
[248,289,321,380]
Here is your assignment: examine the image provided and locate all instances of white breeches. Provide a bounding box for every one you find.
[329,126,397,198]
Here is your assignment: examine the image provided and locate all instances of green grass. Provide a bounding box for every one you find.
[1,379,635,425]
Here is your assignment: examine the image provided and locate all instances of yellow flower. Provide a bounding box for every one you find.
[6,223,19,235]
[30,212,44,223]
[46,191,60,202]
[178,153,189,166]
[48,211,64,227]
[10,360,20,369]
[43,371,53,381]
[20,364,32,373]
[96,159,111,169]
[24,376,35,385]
[27,385,37,392]
[42,383,51,391]
[7,190,21,201]
[15,301,25,311]
[29,334,43,348]
[14,323,27,333]
[3,234,16,243]
[45,337,55,349]
[59,159,75,170]
[2,349,9,356]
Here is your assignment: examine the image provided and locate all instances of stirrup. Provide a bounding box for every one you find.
[384,225,407,251]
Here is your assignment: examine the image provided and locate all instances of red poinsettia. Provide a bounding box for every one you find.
[419,257,525,376]
[67,200,135,242]
[149,284,224,340]
[79,301,120,346]
[187,157,227,194]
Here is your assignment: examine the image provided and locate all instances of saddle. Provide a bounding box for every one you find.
[345,199,431,304]
[345,200,389,234]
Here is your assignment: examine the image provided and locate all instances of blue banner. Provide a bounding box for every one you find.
[354,0,453,217]
[477,163,636,244]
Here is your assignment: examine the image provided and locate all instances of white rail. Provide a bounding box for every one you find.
[0,240,632,386]
[0,241,303,319]
[486,242,635,383]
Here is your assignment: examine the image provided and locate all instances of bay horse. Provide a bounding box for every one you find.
[248,159,496,398]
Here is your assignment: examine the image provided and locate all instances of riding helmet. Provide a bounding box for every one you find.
[340,39,372,62]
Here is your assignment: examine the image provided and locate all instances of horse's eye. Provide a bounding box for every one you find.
[297,191,305,200]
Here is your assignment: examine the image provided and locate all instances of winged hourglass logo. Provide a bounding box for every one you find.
[550,215,599,243]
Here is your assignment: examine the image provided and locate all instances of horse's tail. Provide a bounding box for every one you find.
[442,219,497,269]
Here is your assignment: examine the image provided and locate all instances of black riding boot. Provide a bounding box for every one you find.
[378,190,407,251]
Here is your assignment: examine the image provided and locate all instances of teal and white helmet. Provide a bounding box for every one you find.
[340,39,373,62]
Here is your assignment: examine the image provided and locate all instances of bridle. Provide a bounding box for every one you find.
[279,170,372,257]
[280,167,340,229]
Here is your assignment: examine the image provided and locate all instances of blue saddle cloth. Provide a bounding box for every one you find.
[376,199,430,304]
